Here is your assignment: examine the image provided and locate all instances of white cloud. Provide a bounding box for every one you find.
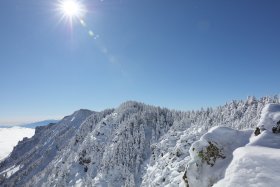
[0,127,35,161]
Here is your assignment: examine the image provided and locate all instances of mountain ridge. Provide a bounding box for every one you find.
[0,96,279,186]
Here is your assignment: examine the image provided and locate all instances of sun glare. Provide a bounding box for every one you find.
[56,0,96,38]
[58,0,85,20]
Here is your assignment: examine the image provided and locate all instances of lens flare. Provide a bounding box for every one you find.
[88,30,94,37]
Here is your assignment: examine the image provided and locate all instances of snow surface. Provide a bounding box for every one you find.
[0,127,34,161]
[214,146,280,187]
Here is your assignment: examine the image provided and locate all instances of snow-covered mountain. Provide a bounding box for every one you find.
[0,96,279,187]
[0,120,58,161]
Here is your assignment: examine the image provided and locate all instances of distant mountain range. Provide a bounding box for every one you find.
[20,120,59,128]
[0,120,59,129]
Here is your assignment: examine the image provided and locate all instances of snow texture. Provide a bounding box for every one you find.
[214,146,280,187]
[0,96,279,187]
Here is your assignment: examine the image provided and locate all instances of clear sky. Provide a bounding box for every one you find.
[0,0,280,124]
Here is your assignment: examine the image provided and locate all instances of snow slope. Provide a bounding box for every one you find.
[0,96,279,187]
[0,127,34,161]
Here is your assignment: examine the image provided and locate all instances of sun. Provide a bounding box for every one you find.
[56,0,95,37]
[58,0,86,20]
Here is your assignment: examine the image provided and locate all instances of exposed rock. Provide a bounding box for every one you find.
[254,127,261,136]
[272,120,280,134]
[198,141,226,167]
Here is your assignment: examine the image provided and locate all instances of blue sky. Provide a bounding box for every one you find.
[0,0,280,124]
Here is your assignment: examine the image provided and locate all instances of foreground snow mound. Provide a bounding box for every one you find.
[214,146,280,187]
[0,127,34,161]
[185,127,252,187]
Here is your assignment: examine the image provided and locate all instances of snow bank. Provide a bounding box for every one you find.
[0,127,34,161]
[214,146,280,187]
[185,127,252,187]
